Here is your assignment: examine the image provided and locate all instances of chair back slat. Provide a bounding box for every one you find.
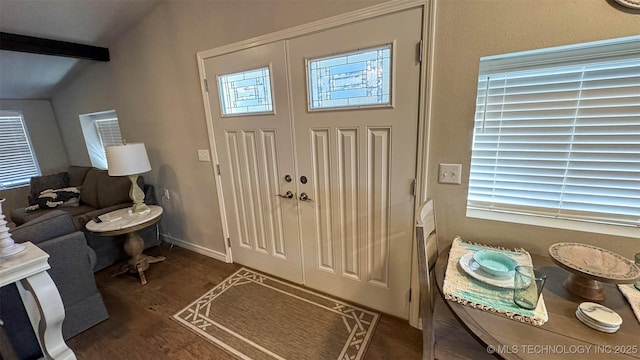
[416,199,437,360]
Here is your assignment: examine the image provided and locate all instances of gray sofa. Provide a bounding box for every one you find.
[10,165,160,271]
[1,210,109,359]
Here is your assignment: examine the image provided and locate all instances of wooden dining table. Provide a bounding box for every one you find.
[435,246,640,360]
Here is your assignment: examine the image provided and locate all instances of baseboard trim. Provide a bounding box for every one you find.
[160,234,230,263]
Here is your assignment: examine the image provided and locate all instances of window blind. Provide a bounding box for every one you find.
[95,118,123,148]
[0,112,40,189]
[467,36,640,228]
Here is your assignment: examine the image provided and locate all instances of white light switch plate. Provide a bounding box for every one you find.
[439,163,462,184]
[197,149,211,162]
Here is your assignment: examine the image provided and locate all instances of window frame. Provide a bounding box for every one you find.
[79,110,123,170]
[0,110,41,189]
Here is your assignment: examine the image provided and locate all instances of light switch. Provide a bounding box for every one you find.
[197,149,211,162]
[439,163,462,184]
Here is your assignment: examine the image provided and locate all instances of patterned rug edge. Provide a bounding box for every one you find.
[171,267,380,360]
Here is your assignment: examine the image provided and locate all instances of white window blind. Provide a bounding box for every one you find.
[467,36,640,230]
[0,111,40,189]
[95,118,123,148]
[80,111,123,169]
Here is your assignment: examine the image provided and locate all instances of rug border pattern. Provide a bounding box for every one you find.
[172,267,380,360]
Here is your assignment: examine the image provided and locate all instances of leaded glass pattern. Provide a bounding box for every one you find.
[307,45,392,110]
[217,66,273,116]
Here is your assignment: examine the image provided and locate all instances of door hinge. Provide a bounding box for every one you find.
[418,39,423,63]
[226,237,231,248]
[412,179,417,197]
[409,288,412,302]
[216,164,221,175]
[203,78,209,92]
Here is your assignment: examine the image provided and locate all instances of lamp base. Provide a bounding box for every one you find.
[128,175,149,214]
[131,202,150,213]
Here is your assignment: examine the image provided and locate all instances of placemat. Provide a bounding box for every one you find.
[443,237,549,326]
[618,284,640,323]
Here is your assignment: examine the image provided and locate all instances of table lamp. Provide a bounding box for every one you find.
[106,143,151,213]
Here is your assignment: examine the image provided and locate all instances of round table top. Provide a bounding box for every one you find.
[435,246,640,360]
[85,205,163,236]
[548,242,640,284]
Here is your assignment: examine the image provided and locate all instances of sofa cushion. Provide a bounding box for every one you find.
[98,173,133,208]
[11,204,97,229]
[80,169,133,208]
[10,210,75,245]
[28,172,69,205]
[67,166,92,187]
[79,169,101,208]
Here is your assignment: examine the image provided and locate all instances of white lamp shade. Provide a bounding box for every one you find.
[105,143,151,176]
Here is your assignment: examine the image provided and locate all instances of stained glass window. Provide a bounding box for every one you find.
[307,45,392,110]
[217,66,273,116]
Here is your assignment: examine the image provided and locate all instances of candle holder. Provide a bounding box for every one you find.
[0,198,26,257]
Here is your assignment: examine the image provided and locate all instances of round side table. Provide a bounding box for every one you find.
[86,205,164,285]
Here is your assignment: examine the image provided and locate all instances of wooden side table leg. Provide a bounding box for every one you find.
[18,272,76,360]
[137,264,147,285]
[124,231,148,285]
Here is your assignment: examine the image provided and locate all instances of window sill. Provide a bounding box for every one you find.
[466,208,640,239]
[0,183,30,191]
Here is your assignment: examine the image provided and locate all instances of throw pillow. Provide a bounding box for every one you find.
[28,172,70,205]
[25,187,81,212]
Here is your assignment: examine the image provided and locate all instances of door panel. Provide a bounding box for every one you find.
[203,7,424,318]
[204,42,302,283]
[288,8,423,318]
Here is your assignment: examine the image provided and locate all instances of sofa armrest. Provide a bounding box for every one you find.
[9,210,75,245]
[37,232,101,304]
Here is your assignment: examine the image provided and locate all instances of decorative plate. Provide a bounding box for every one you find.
[613,0,640,10]
[549,243,640,283]
[578,302,623,327]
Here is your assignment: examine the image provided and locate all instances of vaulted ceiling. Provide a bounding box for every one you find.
[0,0,163,99]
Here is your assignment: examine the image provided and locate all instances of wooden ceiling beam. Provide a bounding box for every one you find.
[0,32,109,62]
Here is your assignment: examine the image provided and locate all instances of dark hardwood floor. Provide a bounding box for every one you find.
[63,242,491,360]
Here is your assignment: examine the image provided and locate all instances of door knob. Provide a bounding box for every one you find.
[299,192,313,201]
[284,174,292,182]
[277,191,294,199]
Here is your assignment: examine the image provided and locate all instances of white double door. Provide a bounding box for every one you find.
[204,8,423,318]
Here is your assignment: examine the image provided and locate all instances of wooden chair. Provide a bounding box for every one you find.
[416,199,438,360]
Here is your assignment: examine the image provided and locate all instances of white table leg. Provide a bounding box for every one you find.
[17,271,77,360]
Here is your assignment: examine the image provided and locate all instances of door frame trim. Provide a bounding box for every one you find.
[196,0,435,325]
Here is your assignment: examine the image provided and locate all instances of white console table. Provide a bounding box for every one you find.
[0,242,76,360]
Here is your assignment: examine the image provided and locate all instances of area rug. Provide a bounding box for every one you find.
[173,268,379,360]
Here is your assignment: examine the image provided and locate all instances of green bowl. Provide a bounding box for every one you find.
[473,250,517,277]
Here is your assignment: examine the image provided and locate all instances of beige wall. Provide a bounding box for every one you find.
[50,0,639,258]
[0,99,68,222]
[52,0,386,254]
[428,0,640,257]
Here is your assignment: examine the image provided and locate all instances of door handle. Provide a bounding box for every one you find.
[299,192,313,201]
[277,191,294,199]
